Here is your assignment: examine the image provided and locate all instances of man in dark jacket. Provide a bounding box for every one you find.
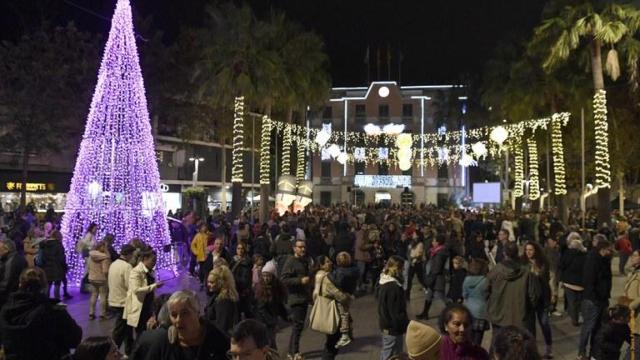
[271,224,293,275]
[417,234,448,320]
[280,239,311,360]
[0,240,27,308]
[0,267,82,360]
[487,242,537,333]
[578,238,613,359]
[378,255,408,360]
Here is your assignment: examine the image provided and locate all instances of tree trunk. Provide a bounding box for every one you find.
[221,139,228,213]
[231,98,244,220]
[20,148,29,211]
[619,171,625,214]
[591,38,611,226]
[259,104,273,224]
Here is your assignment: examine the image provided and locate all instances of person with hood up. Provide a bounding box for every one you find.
[559,234,587,327]
[0,267,82,360]
[88,241,112,320]
[378,255,409,360]
[486,242,537,336]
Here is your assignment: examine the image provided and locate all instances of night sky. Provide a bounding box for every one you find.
[1,0,548,86]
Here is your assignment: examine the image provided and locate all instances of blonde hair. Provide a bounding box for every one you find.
[383,256,404,278]
[208,266,239,302]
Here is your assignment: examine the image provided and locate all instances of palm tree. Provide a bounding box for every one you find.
[533,1,640,224]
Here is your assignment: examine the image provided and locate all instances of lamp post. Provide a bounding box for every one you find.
[189,157,205,187]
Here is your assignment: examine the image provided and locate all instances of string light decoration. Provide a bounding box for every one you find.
[594,90,611,189]
[513,135,525,198]
[231,96,244,183]
[60,0,172,285]
[551,113,569,195]
[296,139,305,182]
[527,137,540,201]
[281,124,292,175]
[260,115,271,185]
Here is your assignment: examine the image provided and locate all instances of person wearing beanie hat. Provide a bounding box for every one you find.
[262,259,277,276]
[254,257,288,350]
[406,320,441,360]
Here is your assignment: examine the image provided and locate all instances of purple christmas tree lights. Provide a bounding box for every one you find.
[61,0,172,284]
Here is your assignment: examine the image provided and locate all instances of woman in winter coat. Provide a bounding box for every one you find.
[41,230,67,301]
[0,267,82,360]
[314,255,351,359]
[624,250,640,360]
[23,229,39,268]
[230,241,254,319]
[205,265,239,334]
[522,241,553,358]
[378,255,409,360]
[253,260,288,349]
[559,236,587,327]
[406,232,425,300]
[417,234,448,320]
[88,241,112,319]
[462,259,490,346]
[438,304,489,360]
[124,250,164,337]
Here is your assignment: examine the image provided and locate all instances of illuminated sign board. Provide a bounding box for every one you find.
[353,175,411,189]
[4,182,55,192]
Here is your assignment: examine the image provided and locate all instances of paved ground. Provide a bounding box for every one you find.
[66,258,631,359]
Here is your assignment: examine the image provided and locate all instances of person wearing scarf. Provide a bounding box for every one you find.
[438,303,489,360]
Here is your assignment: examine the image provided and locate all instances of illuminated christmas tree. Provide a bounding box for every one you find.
[61,0,171,284]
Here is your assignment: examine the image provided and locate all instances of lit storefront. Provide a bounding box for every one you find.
[0,171,72,212]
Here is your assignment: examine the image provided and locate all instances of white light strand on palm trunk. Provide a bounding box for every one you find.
[296,139,305,182]
[259,115,271,185]
[513,135,524,198]
[551,113,569,195]
[594,90,611,189]
[527,137,540,201]
[281,124,292,175]
[231,96,244,183]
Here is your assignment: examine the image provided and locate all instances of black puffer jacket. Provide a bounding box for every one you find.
[559,248,587,287]
[583,250,612,305]
[377,274,409,335]
[0,291,82,360]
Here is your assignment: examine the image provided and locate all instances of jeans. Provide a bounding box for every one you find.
[356,260,370,288]
[288,304,308,355]
[471,329,485,347]
[533,306,553,346]
[48,281,61,300]
[406,261,425,296]
[321,331,341,360]
[579,299,606,356]
[111,306,134,355]
[624,334,640,360]
[381,333,404,360]
[89,281,108,316]
[564,287,583,325]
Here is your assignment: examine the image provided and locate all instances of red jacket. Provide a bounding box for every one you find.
[616,235,633,255]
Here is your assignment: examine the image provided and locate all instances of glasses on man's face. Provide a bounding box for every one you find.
[227,348,258,360]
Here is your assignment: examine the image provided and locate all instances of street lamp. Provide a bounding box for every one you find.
[189,157,205,187]
[490,125,510,209]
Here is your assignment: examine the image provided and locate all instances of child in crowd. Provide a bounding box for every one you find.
[329,251,360,348]
[593,304,631,360]
[447,256,466,304]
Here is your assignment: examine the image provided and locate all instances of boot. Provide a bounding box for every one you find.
[416,300,431,320]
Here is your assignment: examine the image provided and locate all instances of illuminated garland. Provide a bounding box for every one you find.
[231,96,244,183]
[594,90,611,188]
[551,113,569,195]
[513,133,524,198]
[527,137,540,201]
[259,115,271,185]
[296,139,305,182]
[281,123,292,175]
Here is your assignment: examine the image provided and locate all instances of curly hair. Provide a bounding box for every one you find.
[491,326,540,360]
[208,266,239,302]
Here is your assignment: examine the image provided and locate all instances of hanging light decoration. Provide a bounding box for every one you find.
[551,113,569,195]
[594,89,611,189]
[364,123,382,136]
[336,152,349,165]
[231,96,244,183]
[281,124,292,175]
[471,141,488,159]
[527,137,540,201]
[260,115,272,185]
[513,136,524,198]
[296,140,305,183]
[327,144,341,159]
[490,126,508,146]
[459,153,477,167]
[383,123,405,135]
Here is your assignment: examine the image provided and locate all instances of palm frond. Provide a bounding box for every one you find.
[595,21,628,44]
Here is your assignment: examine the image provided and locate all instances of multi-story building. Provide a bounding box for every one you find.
[309,81,468,207]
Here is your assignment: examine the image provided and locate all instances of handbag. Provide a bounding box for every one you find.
[309,275,340,334]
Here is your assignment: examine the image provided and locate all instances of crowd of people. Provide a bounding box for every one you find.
[0,203,639,359]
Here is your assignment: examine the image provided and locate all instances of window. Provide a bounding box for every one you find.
[322,106,332,119]
[320,191,332,206]
[354,162,365,175]
[355,104,366,118]
[438,164,449,179]
[321,161,332,177]
[378,163,389,175]
[402,104,413,117]
[378,104,389,118]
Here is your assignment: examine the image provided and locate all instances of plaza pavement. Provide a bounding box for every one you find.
[67,258,631,359]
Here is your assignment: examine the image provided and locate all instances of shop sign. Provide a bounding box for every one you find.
[5,182,55,192]
[353,175,411,189]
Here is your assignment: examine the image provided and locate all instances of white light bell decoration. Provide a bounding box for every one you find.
[327,144,341,159]
[277,175,297,205]
[459,153,477,167]
[490,126,508,145]
[336,152,349,165]
[353,147,366,161]
[297,180,313,198]
[364,123,382,136]
[396,147,412,162]
[383,123,405,135]
[87,181,103,200]
[438,148,449,162]
[395,133,413,149]
[399,159,412,171]
[315,130,331,147]
[472,141,488,159]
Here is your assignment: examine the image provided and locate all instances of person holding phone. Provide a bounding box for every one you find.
[124,250,164,338]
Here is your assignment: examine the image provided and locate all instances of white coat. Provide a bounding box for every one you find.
[123,261,158,327]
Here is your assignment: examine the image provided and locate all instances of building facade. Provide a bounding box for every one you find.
[309,81,468,207]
